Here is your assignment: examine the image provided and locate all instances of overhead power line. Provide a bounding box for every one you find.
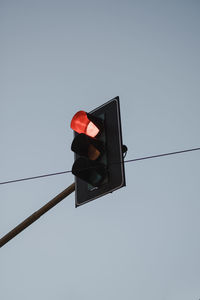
[0,170,71,185]
[124,147,200,163]
[0,147,200,186]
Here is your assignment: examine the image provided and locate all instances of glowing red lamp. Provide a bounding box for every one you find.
[70,111,100,138]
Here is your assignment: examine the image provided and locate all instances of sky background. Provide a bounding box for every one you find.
[0,0,200,299]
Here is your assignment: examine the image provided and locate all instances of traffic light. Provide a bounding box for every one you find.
[70,96,126,207]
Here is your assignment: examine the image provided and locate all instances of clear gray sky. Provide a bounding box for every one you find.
[1,1,200,299]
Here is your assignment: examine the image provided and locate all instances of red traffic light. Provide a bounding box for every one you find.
[70,111,100,138]
[70,97,126,207]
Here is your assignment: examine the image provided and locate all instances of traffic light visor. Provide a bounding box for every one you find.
[71,111,99,138]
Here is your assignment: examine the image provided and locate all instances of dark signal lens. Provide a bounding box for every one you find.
[72,157,107,187]
[71,133,104,161]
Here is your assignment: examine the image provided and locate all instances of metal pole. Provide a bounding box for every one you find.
[0,183,75,248]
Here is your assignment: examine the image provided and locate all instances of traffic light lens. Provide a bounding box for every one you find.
[72,157,107,187]
[71,111,99,138]
[88,144,100,160]
[71,133,104,161]
[86,121,99,137]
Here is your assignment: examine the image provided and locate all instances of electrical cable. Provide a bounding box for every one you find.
[0,147,200,185]
[0,170,71,185]
[124,147,200,163]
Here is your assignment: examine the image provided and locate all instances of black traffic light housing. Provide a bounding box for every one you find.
[70,96,126,207]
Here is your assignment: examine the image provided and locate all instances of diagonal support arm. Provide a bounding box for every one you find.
[0,183,75,248]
